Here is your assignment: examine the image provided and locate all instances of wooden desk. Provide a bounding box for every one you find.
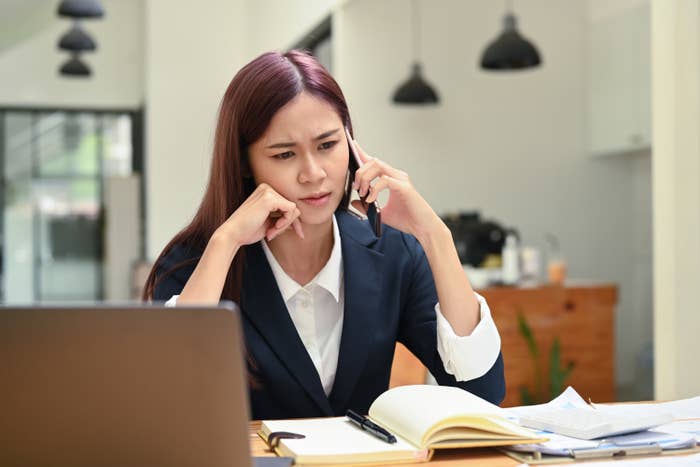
[249,421,518,466]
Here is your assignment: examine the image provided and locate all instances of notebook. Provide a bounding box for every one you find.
[0,303,252,467]
[259,384,546,465]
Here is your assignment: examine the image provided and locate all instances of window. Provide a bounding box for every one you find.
[0,108,142,303]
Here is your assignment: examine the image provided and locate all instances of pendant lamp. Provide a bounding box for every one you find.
[59,54,91,76]
[392,0,439,105]
[57,0,104,19]
[480,0,542,71]
[58,24,97,52]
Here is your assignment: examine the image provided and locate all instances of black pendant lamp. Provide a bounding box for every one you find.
[56,1,103,78]
[60,54,91,76]
[392,0,439,105]
[480,1,542,71]
[57,0,104,19]
[58,24,97,52]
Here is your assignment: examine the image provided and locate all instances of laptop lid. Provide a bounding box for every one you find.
[0,303,252,467]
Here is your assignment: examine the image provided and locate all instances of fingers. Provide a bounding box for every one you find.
[267,206,301,241]
[249,184,301,241]
[291,217,305,239]
[352,142,409,198]
[365,175,407,204]
[353,141,373,165]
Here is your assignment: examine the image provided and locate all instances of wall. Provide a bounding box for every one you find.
[144,0,249,259]
[0,0,143,109]
[652,0,700,399]
[334,0,648,397]
[247,0,338,56]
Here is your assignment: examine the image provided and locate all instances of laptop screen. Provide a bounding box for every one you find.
[0,303,252,467]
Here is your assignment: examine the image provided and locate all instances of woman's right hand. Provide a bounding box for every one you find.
[217,183,304,247]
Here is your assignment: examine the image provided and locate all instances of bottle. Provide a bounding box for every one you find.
[520,246,541,285]
[545,233,567,285]
[502,233,520,286]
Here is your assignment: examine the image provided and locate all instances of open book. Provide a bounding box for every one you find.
[259,385,546,465]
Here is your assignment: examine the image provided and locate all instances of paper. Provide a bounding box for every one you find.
[507,430,695,457]
[659,396,700,419]
[261,417,419,457]
[592,396,700,420]
[504,386,592,423]
[505,387,699,457]
[658,421,700,443]
[508,431,599,456]
[517,452,700,466]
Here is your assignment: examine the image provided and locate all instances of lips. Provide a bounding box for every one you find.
[300,192,331,207]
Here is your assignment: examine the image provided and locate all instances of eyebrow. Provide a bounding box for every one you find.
[266,128,340,149]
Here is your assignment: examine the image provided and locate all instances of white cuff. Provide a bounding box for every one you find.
[435,292,501,381]
[165,295,179,307]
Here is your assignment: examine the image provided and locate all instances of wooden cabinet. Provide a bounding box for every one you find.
[480,283,617,406]
[389,284,617,407]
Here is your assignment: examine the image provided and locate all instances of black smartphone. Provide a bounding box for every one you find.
[345,127,382,237]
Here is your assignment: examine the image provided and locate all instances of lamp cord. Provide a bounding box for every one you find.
[412,0,419,62]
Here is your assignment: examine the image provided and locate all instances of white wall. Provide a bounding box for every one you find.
[144,0,249,259]
[0,0,143,108]
[652,0,700,399]
[334,0,650,396]
[247,0,338,55]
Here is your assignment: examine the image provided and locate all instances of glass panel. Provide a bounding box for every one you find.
[102,114,133,177]
[37,112,100,178]
[4,112,33,178]
[34,178,102,301]
[3,112,35,303]
[2,109,135,304]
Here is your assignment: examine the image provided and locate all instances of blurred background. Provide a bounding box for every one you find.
[0,0,698,404]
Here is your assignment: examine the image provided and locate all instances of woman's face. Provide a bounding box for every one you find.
[248,91,350,227]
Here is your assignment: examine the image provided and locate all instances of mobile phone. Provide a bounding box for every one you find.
[345,127,382,236]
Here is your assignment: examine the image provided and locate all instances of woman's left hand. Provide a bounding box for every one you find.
[351,142,443,242]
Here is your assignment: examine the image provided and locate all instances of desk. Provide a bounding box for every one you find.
[249,421,518,466]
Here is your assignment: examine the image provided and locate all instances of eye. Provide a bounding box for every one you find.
[318,140,338,151]
[273,151,294,160]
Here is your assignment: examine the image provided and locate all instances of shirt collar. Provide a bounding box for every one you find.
[261,214,343,303]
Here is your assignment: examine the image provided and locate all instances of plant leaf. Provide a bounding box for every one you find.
[520,385,534,406]
[549,338,574,399]
[517,311,538,358]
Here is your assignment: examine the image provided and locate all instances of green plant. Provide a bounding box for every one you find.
[517,311,575,405]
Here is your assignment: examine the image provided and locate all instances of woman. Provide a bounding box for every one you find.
[143,50,504,419]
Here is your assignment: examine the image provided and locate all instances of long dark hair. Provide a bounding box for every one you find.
[142,50,356,302]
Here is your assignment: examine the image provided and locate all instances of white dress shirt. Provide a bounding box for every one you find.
[166,215,501,395]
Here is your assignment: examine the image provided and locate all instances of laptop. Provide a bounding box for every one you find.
[0,303,253,467]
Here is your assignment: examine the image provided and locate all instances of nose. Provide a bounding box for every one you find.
[298,153,326,184]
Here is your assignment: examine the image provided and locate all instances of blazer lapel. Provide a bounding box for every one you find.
[240,243,333,416]
[329,212,384,414]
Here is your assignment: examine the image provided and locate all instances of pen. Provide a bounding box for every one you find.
[346,409,397,444]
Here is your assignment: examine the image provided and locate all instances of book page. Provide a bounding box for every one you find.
[368,385,509,447]
[260,417,430,464]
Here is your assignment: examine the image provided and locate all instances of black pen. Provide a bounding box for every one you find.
[346,409,397,444]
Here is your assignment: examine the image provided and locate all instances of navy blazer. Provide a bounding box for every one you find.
[154,210,505,419]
